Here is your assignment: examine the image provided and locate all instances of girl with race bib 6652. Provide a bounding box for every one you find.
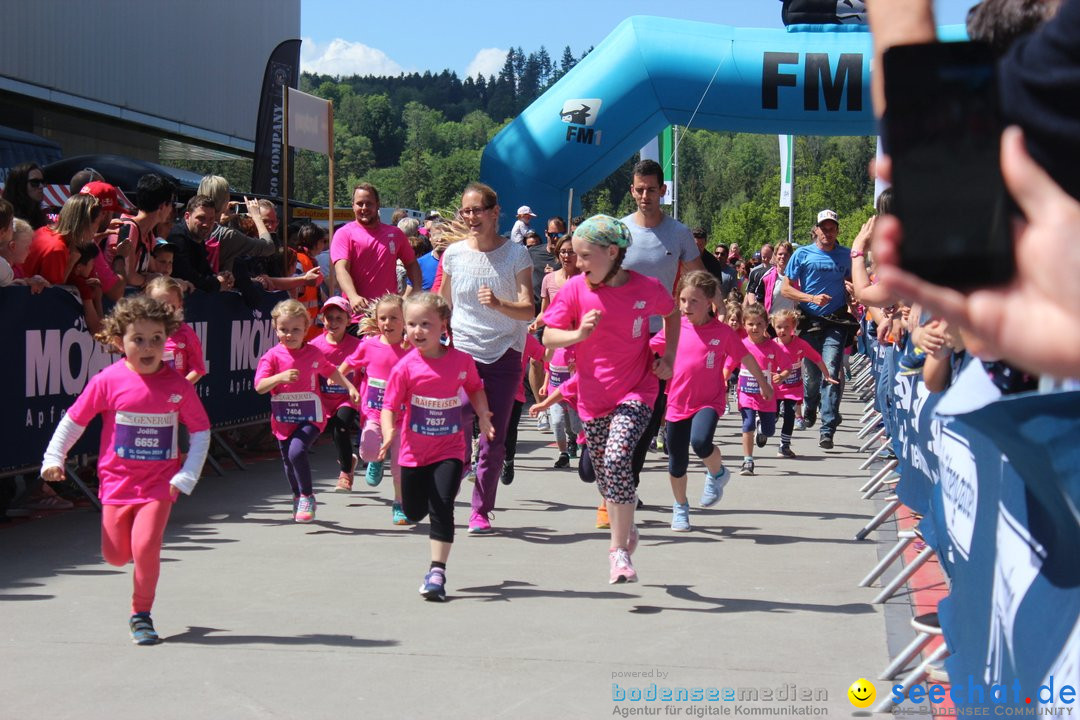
[41,296,212,645]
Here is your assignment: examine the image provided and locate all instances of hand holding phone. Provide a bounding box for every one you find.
[113,222,133,258]
[883,41,1014,291]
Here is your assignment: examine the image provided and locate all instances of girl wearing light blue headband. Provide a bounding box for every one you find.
[571,214,633,289]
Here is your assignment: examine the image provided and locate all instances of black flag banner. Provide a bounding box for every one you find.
[252,39,301,198]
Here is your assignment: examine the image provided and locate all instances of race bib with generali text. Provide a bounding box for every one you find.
[114,412,178,461]
[549,364,571,388]
[320,374,349,395]
[783,362,803,386]
[409,394,462,436]
[365,377,388,410]
[738,368,771,395]
[271,391,323,424]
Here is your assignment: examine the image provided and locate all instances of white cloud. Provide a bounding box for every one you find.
[465,48,508,80]
[300,36,408,77]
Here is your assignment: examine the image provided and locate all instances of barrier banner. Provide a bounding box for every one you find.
[934,413,1002,691]
[893,367,940,518]
[912,390,1080,703]
[866,346,1080,703]
[960,392,1080,702]
[6,286,285,473]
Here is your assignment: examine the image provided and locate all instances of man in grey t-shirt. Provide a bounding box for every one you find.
[621,160,704,331]
[619,158,705,494]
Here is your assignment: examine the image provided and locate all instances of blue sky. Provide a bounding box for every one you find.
[301,0,980,78]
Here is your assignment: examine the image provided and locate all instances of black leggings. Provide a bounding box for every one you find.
[324,406,359,472]
[631,379,667,486]
[578,444,595,483]
[665,408,720,478]
[503,400,524,465]
[401,459,464,543]
[779,399,798,446]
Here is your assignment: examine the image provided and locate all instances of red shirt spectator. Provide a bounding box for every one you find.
[23,226,70,285]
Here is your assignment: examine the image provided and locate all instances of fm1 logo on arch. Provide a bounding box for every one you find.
[761,52,863,112]
[561,98,603,145]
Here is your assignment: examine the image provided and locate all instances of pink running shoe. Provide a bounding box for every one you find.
[295,495,316,523]
[468,511,493,534]
[608,548,637,584]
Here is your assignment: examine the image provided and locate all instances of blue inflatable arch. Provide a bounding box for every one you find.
[480,16,964,225]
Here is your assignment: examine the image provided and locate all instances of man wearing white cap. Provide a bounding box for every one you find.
[781,208,853,449]
[510,205,536,244]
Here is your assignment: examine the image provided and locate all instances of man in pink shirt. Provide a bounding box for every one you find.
[331,183,422,316]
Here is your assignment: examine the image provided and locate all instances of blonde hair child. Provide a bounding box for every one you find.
[255,299,360,523]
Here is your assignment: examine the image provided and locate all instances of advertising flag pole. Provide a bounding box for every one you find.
[282,86,290,227]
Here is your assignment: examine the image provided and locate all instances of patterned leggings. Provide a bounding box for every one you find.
[583,401,652,504]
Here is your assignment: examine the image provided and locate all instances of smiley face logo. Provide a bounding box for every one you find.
[847,678,876,708]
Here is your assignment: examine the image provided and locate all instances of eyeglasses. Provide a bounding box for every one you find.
[558,249,576,256]
[459,206,493,217]
[546,232,564,239]
[27,178,44,188]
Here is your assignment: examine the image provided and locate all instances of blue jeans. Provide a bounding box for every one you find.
[801,324,847,436]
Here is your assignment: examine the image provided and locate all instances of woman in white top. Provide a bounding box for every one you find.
[763,241,797,314]
[439,182,534,534]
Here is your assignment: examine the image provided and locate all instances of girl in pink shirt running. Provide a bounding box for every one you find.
[339,293,410,524]
[650,271,769,531]
[539,345,582,468]
[726,305,778,476]
[145,276,206,384]
[255,299,360,523]
[771,309,837,458]
[379,292,493,601]
[41,295,211,645]
[309,296,362,491]
[543,215,679,585]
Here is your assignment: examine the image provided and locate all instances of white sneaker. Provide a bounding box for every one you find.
[537,412,550,432]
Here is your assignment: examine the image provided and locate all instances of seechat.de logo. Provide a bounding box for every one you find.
[891,674,1078,709]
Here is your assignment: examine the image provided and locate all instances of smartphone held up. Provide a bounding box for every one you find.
[882,41,1015,291]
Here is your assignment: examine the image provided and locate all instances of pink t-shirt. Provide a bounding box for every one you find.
[164,323,206,378]
[65,359,210,505]
[343,335,410,422]
[557,373,580,409]
[309,332,361,415]
[254,343,336,440]
[382,348,484,467]
[735,336,782,413]
[329,221,415,315]
[555,373,587,445]
[650,316,745,422]
[543,271,675,421]
[91,251,121,294]
[773,336,823,401]
[517,333,545,403]
[540,270,571,303]
[546,347,576,395]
